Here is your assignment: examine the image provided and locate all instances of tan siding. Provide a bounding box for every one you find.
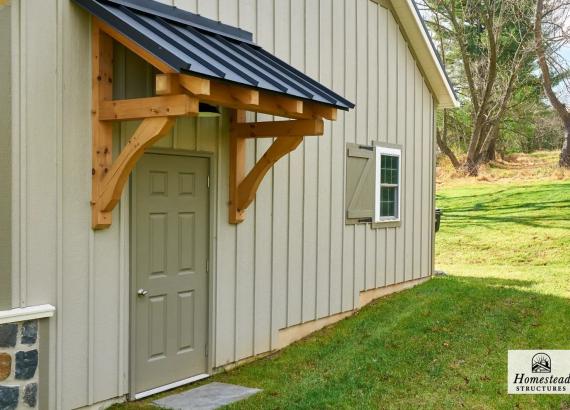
[329,0,345,316]
[286,0,304,327]
[11,0,438,406]
[316,0,332,319]
[353,0,366,309]
[365,0,378,292]
[375,5,388,289]
[384,10,398,286]
[271,0,291,335]
[413,63,424,279]
[302,0,318,323]
[0,3,12,310]
[253,0,273,355]
[341,0,356,313]
[404,50,415,283]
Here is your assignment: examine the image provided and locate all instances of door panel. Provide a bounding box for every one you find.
[133,153,209,395]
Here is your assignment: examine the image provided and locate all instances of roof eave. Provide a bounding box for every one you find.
[390,0,459,109]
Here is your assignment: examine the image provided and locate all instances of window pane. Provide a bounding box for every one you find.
[381,154,399,184]
[380,187,397,217]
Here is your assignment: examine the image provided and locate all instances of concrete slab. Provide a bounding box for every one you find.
[153,382,261,410]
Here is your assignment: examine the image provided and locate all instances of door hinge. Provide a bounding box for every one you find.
[205,343,209,357]
[206,259,209,274]
[207,175,210,189]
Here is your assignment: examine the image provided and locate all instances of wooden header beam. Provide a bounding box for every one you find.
[99,94,198,121]
[231,119,324,138]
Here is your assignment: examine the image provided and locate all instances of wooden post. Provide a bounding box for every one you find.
[91,23,114,229]
[229,110,246,223]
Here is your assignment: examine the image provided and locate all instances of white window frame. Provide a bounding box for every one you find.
[374,146,402,223]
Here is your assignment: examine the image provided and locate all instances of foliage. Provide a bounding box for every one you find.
[534,0,570,167]
[113,178,570,410]
[419,0,565,174]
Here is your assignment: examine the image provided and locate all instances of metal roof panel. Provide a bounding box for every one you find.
[73,0,355,110]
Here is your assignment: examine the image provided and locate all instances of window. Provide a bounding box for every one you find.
[345,143,402,227]
[375,146,401,222]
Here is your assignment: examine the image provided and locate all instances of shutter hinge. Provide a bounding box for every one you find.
[205,343,209,357]
[206,259,209,274]
[207,175,210,189]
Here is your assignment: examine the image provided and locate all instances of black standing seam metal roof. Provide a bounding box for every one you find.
[73,0,355,110]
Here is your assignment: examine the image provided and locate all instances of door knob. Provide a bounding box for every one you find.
[137,288,149,297]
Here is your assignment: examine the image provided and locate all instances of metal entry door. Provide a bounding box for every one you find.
[132,153,210,396]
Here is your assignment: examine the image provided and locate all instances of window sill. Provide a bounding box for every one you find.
[372,220,402,229]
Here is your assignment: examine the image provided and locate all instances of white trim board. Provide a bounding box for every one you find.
[0,304,55,324]
[133,373,210,400]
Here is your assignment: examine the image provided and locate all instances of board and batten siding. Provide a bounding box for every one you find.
[9,0,435,408]
[0,2,12,310]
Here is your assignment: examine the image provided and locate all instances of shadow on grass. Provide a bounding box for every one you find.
[441,213,570,231]
[444,199,570,214]
[113,276,570,410]
[437,182,569,202]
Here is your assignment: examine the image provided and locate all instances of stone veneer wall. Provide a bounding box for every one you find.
[0,321,39,409]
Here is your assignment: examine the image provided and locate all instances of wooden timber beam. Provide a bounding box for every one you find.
[231,119,324,138]
[92,23,114,229]
[94,18,177,74]
[92,117,175,229]
[177,73,337,120]
[99,94,198,121]
[229,110,247,223]
[237,136,302,212]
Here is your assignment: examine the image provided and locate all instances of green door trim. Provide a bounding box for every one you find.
[129,148,217,399]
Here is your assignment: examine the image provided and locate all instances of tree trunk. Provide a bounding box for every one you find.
[561,120,570,168]
[436,128,461,169]
[461,158,479,177]
[484,139,496,162]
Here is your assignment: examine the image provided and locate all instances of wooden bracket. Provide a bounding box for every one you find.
[229,111,324,223]
[92,117,175,229]
[91,24,180,229]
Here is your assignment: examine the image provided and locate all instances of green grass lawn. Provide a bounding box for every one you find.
[116,179,570,409]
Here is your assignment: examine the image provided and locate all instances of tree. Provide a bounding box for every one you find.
[420,0,538,175]
[534,0,570,167]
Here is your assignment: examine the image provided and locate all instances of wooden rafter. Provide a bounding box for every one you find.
[157,74,337,121]
[95,18,177,74]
